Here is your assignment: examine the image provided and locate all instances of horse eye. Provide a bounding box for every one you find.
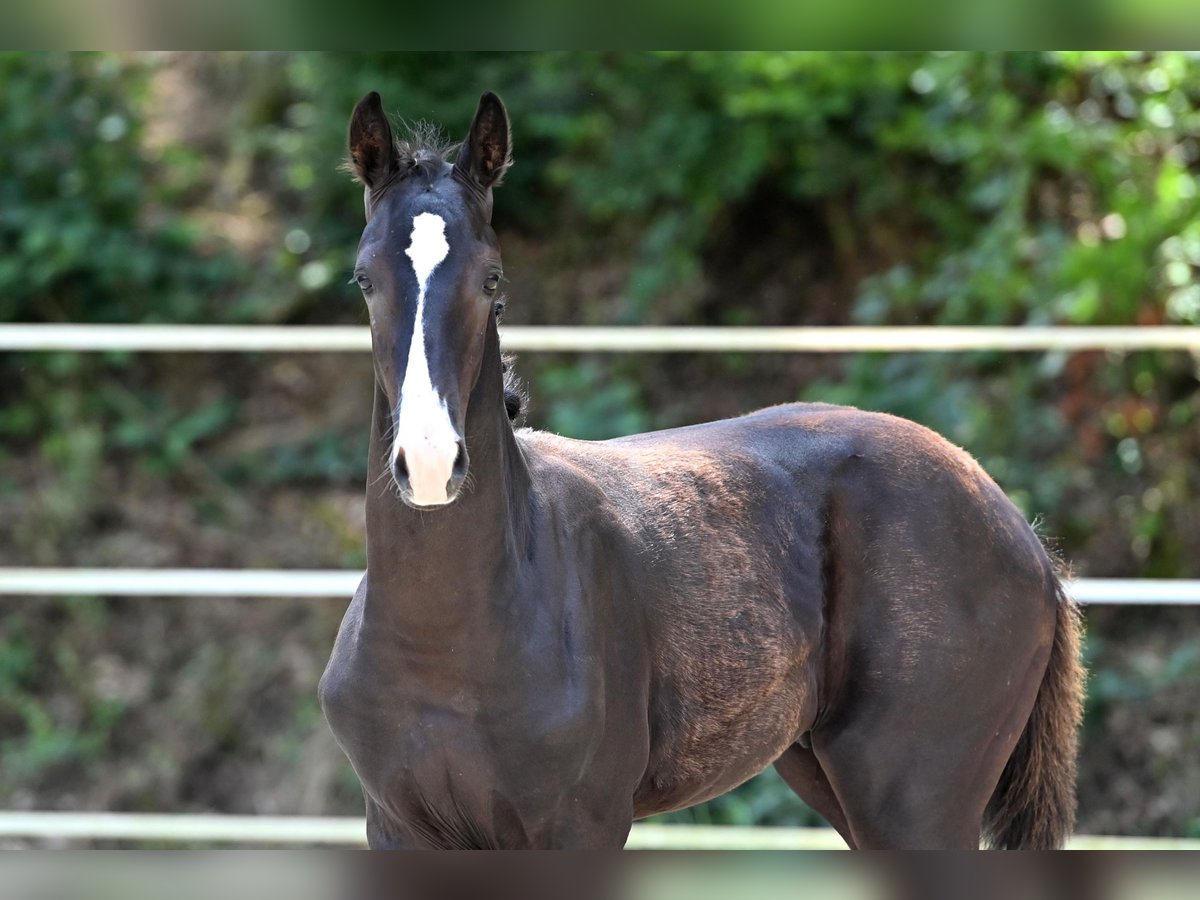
[355,273,373,292]
[483,274,501,295]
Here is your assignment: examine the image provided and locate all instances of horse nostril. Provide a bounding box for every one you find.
[447,442,469,494]
[392,450,410,486]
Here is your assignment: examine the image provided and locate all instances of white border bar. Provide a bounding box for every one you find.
[0,324,1197,353]
[0,569,1195,605]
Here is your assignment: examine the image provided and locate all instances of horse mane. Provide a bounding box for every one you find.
[494,297,526,424]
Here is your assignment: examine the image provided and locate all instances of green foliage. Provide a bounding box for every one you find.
[0,53,249,511]
[651,767,824,828]
[538,360,650,440]
[1086,632,1200,717]
[0,605,125,792]
[111,397,240,475]
[222,428,369,486]
[0,53,243,325]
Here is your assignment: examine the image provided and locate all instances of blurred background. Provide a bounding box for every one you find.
[0,51,1198,840]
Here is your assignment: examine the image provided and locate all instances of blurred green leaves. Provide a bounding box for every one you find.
[0,53,243,325]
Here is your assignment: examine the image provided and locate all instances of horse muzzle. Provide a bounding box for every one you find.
[392,433,468,507]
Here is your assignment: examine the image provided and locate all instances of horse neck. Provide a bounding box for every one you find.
[363,320,529,634]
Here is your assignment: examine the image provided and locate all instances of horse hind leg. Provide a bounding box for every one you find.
[809,721,993,849]
[807,589,1053,850]
[805,455,1065,848]
[772,742,857,849]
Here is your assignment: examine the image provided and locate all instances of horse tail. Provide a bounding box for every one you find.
[982,573,1085,849]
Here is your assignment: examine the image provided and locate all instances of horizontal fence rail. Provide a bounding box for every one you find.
[0,568,363,598]
[0,569,1196,605]
[1,812,1196,849]
[0,323,1198,353]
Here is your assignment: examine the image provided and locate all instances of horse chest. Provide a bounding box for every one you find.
[320,612,607,847]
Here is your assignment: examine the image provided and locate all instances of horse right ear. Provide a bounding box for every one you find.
[455,91,512,191]
[347,91,398,190]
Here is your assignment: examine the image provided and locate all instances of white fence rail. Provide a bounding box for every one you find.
[0,568,1196,606]
[0,323,1198,353]
[1,812,1196,849]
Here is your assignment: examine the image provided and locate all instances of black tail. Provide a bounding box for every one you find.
[982,576,1085,849]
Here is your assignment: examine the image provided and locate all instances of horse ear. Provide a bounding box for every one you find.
[347,91,398,190]
[455,91,512,190]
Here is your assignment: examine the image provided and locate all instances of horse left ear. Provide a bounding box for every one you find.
[348,91,399,191]
[455,91,512,190]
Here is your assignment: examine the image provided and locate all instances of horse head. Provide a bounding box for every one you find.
[347,90,512,508]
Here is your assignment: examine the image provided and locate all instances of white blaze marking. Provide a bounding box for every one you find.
[393,212,458,506]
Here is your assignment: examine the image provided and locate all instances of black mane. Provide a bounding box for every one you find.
[495,297,526,424]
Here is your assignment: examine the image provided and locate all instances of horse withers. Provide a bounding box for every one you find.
[318,90,1085,849]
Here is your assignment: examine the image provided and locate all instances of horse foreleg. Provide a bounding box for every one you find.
[772,743,857,849]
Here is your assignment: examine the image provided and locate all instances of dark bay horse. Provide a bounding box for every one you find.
[319,90,1085,849]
